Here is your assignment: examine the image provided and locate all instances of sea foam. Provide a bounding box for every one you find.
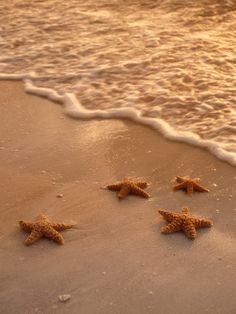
[0,72,235,166]
[0,1,236,166]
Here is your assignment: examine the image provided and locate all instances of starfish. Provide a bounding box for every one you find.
[19,214,73,246]
[158,207,213,240]
[106,177,150,199]
[173,176,209,195]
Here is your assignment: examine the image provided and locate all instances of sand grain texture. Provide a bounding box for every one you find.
[0,81,236,314]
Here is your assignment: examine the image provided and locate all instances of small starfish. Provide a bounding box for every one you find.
[158,207,213,240]
[106,177,150,199]
[19,214,73,245]
[173,176,209,195]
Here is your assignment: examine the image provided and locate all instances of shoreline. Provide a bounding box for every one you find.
[0,81,235,314]
[0,75,236,167]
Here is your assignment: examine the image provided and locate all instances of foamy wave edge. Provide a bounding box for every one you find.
[1,73,235,167]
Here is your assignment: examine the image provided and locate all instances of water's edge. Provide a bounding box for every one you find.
[1,73,235,167]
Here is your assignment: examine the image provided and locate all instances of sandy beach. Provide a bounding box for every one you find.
[0,81,235,314]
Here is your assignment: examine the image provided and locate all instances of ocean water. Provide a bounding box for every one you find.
[0,0,236,165]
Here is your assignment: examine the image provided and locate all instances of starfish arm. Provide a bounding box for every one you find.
[187,183,194,195]
[24,230,42,246]
[161,220,182,234]
[19,220,35,232]
[193,183,209,193]
[118,185,130,199]
[42,225,65,244]
[181,207,190,214]
[107,183,122,191]
[193,218,213,229]
[182,220,197,239]
[136,181,148,189]
[176,176,186,183]
[50,223,73,231]
[36,214,48,222]
[158,209,177,222]
[173,182,187,191]
[130,185,150,198]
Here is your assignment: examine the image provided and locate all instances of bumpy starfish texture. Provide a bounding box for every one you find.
[106,177,150,199]
[158,207,212,239]
[173,176,209,195]
[19,214,73,246]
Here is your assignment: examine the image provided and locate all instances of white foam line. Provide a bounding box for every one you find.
[24,80,64,103]
[0,73,64,103]
[1,73,236,167]
[0,73,34,80]
[64,93,236,166]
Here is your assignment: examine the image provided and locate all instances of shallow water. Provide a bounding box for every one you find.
[0,0,236,163]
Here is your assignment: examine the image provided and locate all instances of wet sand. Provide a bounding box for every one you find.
[0,81,235,314]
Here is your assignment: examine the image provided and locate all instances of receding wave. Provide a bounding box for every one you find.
[0,0,236,165]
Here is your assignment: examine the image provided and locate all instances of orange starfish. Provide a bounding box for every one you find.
[106,177,150,199]
[19,214,73,246]
[158,207,213,240]
[173,176,209,195]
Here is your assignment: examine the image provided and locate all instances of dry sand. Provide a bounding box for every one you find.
[0,81,235,314]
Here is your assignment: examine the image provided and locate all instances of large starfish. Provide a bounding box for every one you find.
[106,177,150,199]
[158,207,213,240]
[173,176,209,195]
[19,214,73,245]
